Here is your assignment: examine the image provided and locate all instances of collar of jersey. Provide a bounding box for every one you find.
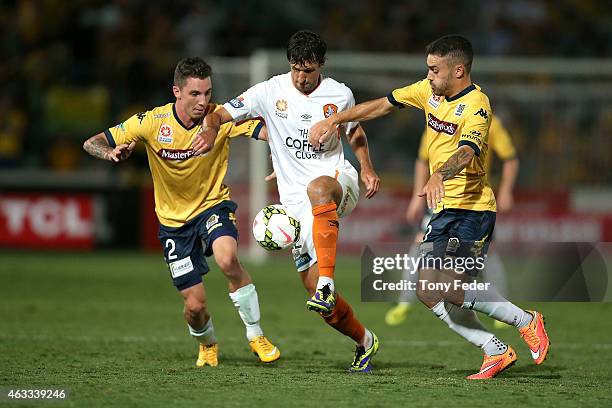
[172,103,203,130]
[445,84,476,102]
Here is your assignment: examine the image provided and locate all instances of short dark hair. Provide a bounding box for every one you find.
[425,35,473,73]
[174,57,212,88]
[286,30,327,66]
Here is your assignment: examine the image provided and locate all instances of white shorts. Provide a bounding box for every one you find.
[286,166,360,272]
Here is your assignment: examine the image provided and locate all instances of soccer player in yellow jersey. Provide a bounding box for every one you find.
[386,115,519,326]
[83,57,280,367]
[310,35,549,379]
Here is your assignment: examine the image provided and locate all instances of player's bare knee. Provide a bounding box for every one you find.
[215,253,240,276]
[416,285,440,308]
[307,176,342,206]
[442,288,464,306]
[184,296,207,318]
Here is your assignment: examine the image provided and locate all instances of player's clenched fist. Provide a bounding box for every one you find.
[192,126,218,155]
[309,118,335,149]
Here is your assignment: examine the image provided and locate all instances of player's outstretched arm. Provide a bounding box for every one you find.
[497,157,519,213]
[419,145,475,209]
[83,133,136,162]
[346,125,380,199]
[309,97,395,148]
[192,107,235,155]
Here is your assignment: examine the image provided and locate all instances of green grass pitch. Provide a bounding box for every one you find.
[1,250,611,407]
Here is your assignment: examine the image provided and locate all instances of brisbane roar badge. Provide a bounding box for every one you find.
[323,103,338,118]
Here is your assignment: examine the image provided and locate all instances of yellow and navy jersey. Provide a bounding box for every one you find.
[418,114,516,174]
[390,79,495,213]
[104,102,263,227]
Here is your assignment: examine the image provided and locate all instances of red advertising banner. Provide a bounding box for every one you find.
[0,193,94,249]
[140,184,612,254]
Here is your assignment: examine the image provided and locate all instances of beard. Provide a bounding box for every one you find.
[430,74,453,97]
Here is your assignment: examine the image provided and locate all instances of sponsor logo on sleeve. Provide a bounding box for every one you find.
[462,130,483,143]
[323,103,338,118]
[427,113,458,135]
[158,123,173,144]
[114,122,126,132]
[154,112,171,119]
[474,108,489,119]
[169,256,194,278]
[454,103,466,117]
[229,97,245,108]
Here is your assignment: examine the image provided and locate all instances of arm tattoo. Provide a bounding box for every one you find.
[434,148,473,181]
[84,137,111,160]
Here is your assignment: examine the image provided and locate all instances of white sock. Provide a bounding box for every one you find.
[431,301,494,348]
[229,283,264,341]
[463,287,532,328]
[482,335,508,356]
[188,317,216,345]
[316,276,335,293]
[362,329,373,349]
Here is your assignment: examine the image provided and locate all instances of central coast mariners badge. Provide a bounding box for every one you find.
[323,103,338,118]
[158,123,173,144]
[428,94,442,109]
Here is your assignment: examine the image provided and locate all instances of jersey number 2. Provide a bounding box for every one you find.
[165,239,178,260]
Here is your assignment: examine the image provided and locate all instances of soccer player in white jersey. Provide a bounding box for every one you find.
[193,30,381,372]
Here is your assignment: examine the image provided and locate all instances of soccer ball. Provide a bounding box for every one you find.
[252,204,300,250]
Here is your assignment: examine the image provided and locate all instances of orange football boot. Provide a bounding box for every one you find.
[467,346,517,380]
[519,310,550,365]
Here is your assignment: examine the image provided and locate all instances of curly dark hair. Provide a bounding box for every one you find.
[286,30,327,66]
[174,57,212,88]
[425,35,473,73]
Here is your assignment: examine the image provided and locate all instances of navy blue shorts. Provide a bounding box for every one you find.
[419,208,496,276]
[158,200,239,291]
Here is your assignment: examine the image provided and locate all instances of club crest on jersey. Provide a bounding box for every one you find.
[158,123,173,144]
[454,103,466,117]
[275,99,288,119]
[323,104,338,118]
[428,94,442,109]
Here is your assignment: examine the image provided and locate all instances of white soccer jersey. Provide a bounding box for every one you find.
[223,72,358,205]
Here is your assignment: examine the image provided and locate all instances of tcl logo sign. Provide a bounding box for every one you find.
[0,194,94,248]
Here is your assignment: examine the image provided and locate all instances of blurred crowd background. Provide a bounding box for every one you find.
[1,0,611,187]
